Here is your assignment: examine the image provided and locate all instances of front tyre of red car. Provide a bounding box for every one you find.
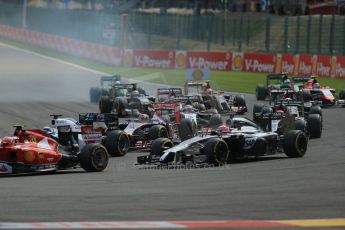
[283,130,308,158]
[79,144,109,172]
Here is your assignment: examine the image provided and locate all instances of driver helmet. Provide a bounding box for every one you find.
[276,109,284,113]
[206,88,213,95]
[284,79,291,84]
[131,90,140,97]
[313,82,320,89]
[115,81,120,84]
[138,113,149,123]
[183,105,194,113]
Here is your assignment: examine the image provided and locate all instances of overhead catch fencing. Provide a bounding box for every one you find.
[1,2,345,56]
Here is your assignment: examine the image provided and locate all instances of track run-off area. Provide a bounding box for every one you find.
[0,43,344,229]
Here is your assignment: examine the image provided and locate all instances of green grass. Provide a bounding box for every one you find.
[1,38,345,94]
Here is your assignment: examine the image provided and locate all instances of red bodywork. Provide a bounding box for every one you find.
[304,79,335,102]
[0,129,62,175]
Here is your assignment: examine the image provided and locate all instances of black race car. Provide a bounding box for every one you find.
[137,114,308,166]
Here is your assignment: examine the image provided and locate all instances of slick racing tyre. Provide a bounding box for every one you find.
[99,96,112,113]
[148,125,169,140]
[150,138,174,156]
[253,104,264,121]
[283,130,308,158]
[204,138,229,166]
[115,98,128,117]
[294,119,307,134]
[256,85,267,100]
[89,87,101,103]
[309,105,322,117]
[233,95,246,107]
[105,130,130,157]
[307,114,322,138]
[339,89,345,100]
[79,144,109,172]
[179,118,197,141]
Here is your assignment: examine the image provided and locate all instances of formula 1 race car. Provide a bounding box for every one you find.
[184,80,247,114]
[256,73,299,101]
[45,113,130,157]
[89,75,121,103]
[137,113,308,166]
[99,83,155,117]
[292,76,345,107]
[0,125,109,176]
[253,99,322,138]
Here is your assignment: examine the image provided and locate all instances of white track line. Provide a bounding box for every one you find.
[0,42,107,75]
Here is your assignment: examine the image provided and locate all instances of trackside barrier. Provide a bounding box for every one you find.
[0,24,344,78]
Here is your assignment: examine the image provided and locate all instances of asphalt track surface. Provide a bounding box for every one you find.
[0,43,344,229]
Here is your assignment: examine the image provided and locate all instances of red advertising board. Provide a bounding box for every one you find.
[335,56,345,79]
[280,54,295,74]
[242,53,276,73]
[295,54,317,76]
[315,55,332,77]
[132,50,175,69]
[185,51,231,71]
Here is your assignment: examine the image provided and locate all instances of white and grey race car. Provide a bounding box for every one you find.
[137,115,308,166]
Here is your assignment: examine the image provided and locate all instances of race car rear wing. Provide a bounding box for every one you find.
[157,88,183,99]
[100,75,121,87]
[79,113,119,130]
[292,76,314,83]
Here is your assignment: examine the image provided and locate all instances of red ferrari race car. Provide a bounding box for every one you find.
[0,125,108,176]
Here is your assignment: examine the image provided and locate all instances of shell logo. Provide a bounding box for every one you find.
[192,69,204,80]
[175,52,186,68]
[123,50,133,66]
[233,54,243,70]
[24,151,35,163]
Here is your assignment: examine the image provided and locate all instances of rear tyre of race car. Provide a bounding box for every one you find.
[209,114,223,128]
[309,105,322,117]
[105,130,130,157]
[115,98,128,117]
[179,118,197,141]
[79,144,109,172]
[89,87,101,103]
[307,114,322,138]
[283,130,308,158]
[99,96,112,113]
[204,138,229,166]
[253,104,264,121]
[150,138,174,156]
[233,95,246,107]
[148,125,169,140]
[295,119,307,133]
[256,85,267,100]
[339,89,345,100]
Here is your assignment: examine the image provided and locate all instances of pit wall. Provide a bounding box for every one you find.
[1,24,344,79]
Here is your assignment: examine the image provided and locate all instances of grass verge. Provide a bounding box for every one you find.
[1,38,345,94]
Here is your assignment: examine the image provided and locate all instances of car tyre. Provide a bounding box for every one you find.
[203,138,229,166]
[79,144,109,172]
[283,130,308,158]
[150,138,174,156]
[307,114,322,138]
[105,130,130,157]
